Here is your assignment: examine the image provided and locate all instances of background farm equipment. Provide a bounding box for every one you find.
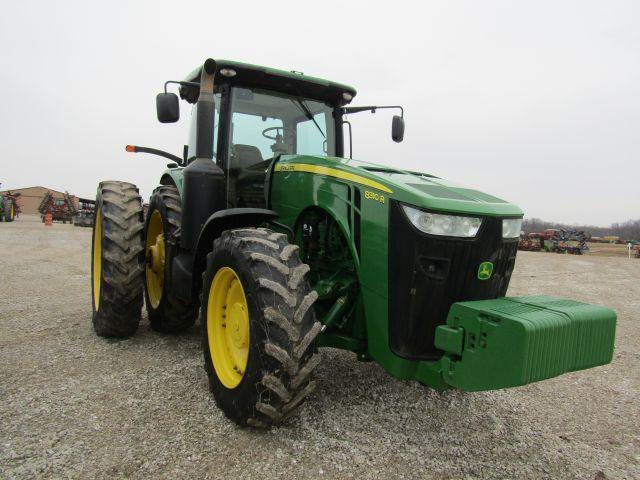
[74,198,95,227]
[518,232,542,251]
[0,191,21,222]
[542,229,589,254]
[38,190,77,224]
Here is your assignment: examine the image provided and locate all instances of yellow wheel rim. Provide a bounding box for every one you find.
[92,208,102,310]
[145,210,165,309]
[207,267,250,389]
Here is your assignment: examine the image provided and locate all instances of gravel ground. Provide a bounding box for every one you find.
[1,216,638,479]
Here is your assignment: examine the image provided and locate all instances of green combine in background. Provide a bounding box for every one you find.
[90,59,616,427]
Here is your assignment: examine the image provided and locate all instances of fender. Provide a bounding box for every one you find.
[159,168,184,193]
[171,208,277,301]
[197,208,278,252]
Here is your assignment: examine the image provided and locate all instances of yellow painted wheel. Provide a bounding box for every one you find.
[207,267,250,389]
[143,186,196,333]
[92,208,102,310]
[145,210,165,309]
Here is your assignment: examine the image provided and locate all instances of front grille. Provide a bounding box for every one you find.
[388,201,518,360]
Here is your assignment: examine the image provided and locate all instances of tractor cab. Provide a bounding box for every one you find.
[176,60,355,210]
[151,59,403,210]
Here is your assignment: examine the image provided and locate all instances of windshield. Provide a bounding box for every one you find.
[227,87,335,170]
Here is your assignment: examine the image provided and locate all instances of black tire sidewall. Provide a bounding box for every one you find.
[90,182,144,338]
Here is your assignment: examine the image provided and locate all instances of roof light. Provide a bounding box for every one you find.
[220,68,236,77]
[343,92,353,101]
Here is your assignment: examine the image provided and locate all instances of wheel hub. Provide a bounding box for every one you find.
[228,302,248,349]
[145,210,165,309]
[207,267,250,388]
[148,234,165,274]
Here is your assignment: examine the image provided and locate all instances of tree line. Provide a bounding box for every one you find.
[523,218,640,241]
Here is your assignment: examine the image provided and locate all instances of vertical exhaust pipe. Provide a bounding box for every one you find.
[180,58,226,252]
[195,58,217,160]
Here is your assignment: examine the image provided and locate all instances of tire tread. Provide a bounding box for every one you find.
[92,181,144,338]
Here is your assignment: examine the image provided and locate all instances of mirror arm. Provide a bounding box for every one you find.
[342,105,404,118]
[163,80,200,94]
[125,145,184,166]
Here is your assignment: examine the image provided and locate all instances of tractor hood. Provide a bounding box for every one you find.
[276,155,523,218]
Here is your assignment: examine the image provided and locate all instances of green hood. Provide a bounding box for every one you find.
[277,155,524,218]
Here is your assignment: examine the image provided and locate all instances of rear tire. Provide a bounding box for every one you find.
[91,181,145,338]
[143,185,197,333]
[200,228,321,427]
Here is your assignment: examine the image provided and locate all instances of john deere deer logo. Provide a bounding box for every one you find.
[477,261,493,280]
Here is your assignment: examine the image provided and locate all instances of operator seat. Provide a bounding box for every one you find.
[228,144,267,209]
[232,144,264,169]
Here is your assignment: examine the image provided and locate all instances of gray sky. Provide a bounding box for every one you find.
[1,0,638,226]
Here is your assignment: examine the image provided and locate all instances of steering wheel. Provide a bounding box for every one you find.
[262,126,284,140]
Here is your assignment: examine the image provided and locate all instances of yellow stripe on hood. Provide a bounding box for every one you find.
[275,163,393,194]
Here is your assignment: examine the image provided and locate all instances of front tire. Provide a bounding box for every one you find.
[143,185,196,333]
[200,228,322,427]
[91,181,145,337]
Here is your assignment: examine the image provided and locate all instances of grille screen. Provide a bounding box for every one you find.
[388,201,518,360]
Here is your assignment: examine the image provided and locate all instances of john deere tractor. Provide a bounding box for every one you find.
[91,59,616,427]
[0,189,17,222]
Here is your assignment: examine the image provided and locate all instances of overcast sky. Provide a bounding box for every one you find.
[1,0,638,226]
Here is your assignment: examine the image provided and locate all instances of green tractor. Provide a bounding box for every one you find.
[0,195,15,222]
[91,59,616,427]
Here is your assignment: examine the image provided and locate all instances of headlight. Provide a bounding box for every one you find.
[502,218,522,238]
[402,205,482,237]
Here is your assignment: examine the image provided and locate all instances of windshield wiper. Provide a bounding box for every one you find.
[291,97,325,139]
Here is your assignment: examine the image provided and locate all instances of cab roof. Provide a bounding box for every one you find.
[179,59,357,107]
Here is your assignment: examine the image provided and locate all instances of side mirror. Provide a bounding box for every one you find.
[156,92,180,123]
[392,115,405,143]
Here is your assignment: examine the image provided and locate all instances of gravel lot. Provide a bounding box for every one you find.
[1,216,638,479]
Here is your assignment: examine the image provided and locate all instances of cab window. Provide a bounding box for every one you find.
[226,87,335,208]
[296,112,327,156]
